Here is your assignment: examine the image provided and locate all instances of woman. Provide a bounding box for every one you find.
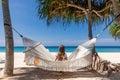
[55,45,67,61]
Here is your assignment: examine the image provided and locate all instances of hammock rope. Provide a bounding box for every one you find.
[9,13,120,40]
[95,13,120,38]
[4,22,24,38]
[12,27,24,38]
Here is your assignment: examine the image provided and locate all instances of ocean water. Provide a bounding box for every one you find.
[0,46,120,52]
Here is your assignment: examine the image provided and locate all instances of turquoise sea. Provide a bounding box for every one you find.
[0,46,120,52]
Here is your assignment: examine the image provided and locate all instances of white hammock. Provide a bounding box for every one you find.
[23,37,96,71]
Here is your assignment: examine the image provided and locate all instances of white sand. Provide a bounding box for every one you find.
[97,52,120,63]
[0,52,120,68]
[0,52,120,80]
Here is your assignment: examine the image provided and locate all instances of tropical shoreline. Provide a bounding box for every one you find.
[0,46,120,52]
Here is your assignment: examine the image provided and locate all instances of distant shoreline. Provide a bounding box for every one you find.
[0,46,120,52]
[0,46,120,47]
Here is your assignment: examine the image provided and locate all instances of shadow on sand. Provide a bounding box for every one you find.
[0,67,120,80]
[0,67,110,80]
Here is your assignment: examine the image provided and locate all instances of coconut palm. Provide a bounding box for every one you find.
[111,0,120,25]
[109,0,120,40]
[109,23,120,39]
[37,0,112,50]
[37,0,113,70]
[2,0,14,76]
[37,0,112,39]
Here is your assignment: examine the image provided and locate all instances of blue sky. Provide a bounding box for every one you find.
[0,0,120,46]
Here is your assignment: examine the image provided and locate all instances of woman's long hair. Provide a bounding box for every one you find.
[59,45,65,55]
[56,45,66,61]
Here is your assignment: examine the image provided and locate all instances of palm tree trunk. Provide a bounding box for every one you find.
[2,0,14,76]
[87,0,98,70]
[111,0,120,25]
[87,0,96,53]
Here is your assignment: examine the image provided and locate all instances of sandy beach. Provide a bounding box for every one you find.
[0,52,120,80]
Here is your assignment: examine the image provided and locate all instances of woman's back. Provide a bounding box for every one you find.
[56,52,67,61]
[55,45,67,61]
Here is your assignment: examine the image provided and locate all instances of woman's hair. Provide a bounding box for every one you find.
[59,45,65,55]
[56,45,66,61]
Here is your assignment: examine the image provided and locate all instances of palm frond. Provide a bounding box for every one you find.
[37,0,113,27]
[109,23,120,40]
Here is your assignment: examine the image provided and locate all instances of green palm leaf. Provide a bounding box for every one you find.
[109,23,120,40]
[37,0,112,26]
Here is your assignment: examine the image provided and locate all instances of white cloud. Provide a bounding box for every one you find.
[43,38,120,46]
[42,39,87,46]
[96,38,120,46]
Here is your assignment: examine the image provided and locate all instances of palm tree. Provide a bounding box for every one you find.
[37,0,112,38]
[109,23,120,39]
[111,0,120,25]
[2,0,14,76]
[37,0,111,49]
[37,0,112,70]
[109,0,120,40]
